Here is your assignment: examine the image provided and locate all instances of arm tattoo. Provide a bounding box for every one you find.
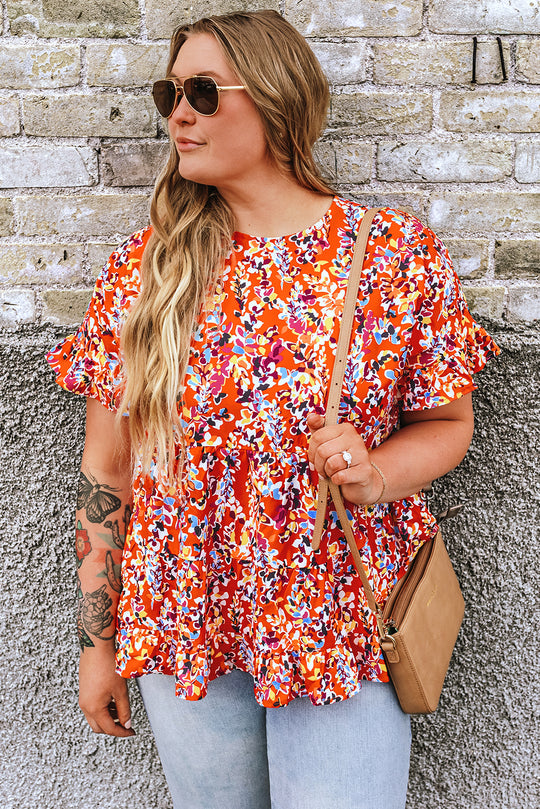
[104,503,132,550]
[75,474,130,649]
[104,518,123,548]
[77,583,115,650]
[105,551,122,593]
[75,521,92,567]
[77,471,121,523]
[123,504,132,539]
[77,583,94,650]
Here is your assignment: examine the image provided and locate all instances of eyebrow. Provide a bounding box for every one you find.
[168,70,224,81]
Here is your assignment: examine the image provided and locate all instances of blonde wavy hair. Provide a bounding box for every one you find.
[119,9,335,476]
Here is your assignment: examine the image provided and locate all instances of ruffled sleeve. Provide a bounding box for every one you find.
[397,221,500,411]
[46,228,150,412]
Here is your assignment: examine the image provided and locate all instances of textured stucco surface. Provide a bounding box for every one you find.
[1,324,539,809]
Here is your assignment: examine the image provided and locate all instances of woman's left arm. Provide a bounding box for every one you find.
[307,393,474,506]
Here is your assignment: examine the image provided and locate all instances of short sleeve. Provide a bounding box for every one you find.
[398,222,500,411]
[46,228,150,412]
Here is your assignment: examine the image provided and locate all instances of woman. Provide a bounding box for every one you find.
[47,9,499,809]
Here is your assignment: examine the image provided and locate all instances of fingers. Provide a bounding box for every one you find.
[84,713,103,734]
[113,683,134,733]
[317,445,366,486]
[81,698,135,737]
[308,417,367,474]
[307,417,348,459]
[98,700,135,737]
[306,412,325,431]
[307,413,385,503]
[322,443,354,478]
[79,653,135,738]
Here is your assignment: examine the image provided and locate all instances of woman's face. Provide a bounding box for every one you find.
[168,33,271,193]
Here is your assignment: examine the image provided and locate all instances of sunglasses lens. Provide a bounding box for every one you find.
[185,76,219,115]
[152,77,220,117]
[152,80,177,117]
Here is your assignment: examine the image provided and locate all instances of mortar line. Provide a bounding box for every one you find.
[138,0,148,40]
[1,0,9,36]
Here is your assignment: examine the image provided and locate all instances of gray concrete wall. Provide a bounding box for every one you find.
[2,323,538,809]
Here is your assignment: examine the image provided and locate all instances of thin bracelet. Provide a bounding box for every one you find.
[370,461,387,503]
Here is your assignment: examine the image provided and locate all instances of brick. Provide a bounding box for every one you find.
[141,0,182,38]
[313,141,336,183]
[345,194,426,221]
[495,240,540,279]
[336,142,373,183]
[285,0,422,37]
[462,285,506,321]
[445,239,489,279]
[516,40,540,83]
[16,194,149,238]
[0,97,19,136]
[145,0,279,39]
[310,41,368,85]
[373,39,509,85]
[101,141,169,187]
[0,289,36,328]
[377,141,513,183]
[506,287,540,322]
[7,0,139,37]
[331,92,431,135]
[429,193,540,233]
[24,94,157,138]
[41,289,92,326]
[86,43,168,87]
[0,145,97,188]
[88,243,118,278]
[0,42,80,89]
[515,142,540,183]
[440,91,540,133]
[5,3,41,36]
[430,0,540,34]
[0,244,84,284]
[0,199,14,235]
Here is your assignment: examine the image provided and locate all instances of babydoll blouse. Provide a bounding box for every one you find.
[47,197,499,707]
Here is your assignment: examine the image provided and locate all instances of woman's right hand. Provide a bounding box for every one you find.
[79,647,135,737]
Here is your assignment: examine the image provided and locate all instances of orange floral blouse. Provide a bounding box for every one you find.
[47,198,499,707]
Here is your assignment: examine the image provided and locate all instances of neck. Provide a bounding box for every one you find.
[217,167,333,238]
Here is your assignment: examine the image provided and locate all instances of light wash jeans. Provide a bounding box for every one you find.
[137,669,411,809]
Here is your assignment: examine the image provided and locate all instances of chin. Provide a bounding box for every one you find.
[176,158,208,185]
[177,164,225,189]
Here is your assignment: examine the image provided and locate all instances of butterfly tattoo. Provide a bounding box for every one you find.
[77,472,121,523]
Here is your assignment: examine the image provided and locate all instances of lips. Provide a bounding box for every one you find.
[175,137,204,151]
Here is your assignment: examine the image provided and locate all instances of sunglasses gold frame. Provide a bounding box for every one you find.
[153,75,246,118]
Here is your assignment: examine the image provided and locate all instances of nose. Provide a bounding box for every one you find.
[169,89,196,124]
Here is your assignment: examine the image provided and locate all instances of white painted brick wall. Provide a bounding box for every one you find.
[0,0,538,328]
[377,141,514,182]
[430,0,540,35]
[0,145,98,187]
[85,42,168,86]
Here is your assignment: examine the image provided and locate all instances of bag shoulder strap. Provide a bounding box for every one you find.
[320,206,381,432]
[311,206,380,550]
[310,206,385,628]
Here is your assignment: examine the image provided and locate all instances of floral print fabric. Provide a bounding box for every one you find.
[47,197,499,707]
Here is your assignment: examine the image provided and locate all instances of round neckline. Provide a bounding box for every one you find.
[232,196,337,244]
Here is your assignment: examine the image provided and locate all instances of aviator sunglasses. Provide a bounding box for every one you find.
[152,75,245,118]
